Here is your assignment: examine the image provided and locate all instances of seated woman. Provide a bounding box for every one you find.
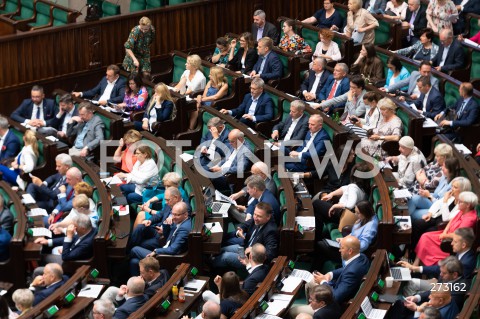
[302,0,344,30]
[133,172,189,227]
[340,76,367,125]
[0,130,38,190]
[202,271,249,319]
[227,32,258,75]
[113,129,142,173]
[345,91,382,139]
[382,0,408,21]
[135,83,175,132]
[410,143,453,195]
[49,194,99,235]
[172,54,206,95]
[312,163,370,240]
[12,289,34,317]
[361,98,402,158]
[278,19,312,54]
[314,200,378,269]
[414,191,477,267]
[190,66,229,130]
[345,0,379,45]
[385,136,427,189]
[395,28,439,62]
[117,146,158,204]
[211,37,234,67]
[311,29,341,67]
[114,74,148,113]
[352,44,384,84]
[411,176,470,248]
[384,56,410,91]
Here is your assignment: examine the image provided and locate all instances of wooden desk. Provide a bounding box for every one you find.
[54,297,95,319]
[202,217,224,254]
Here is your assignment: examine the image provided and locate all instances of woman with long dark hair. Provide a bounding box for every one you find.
[352,43,384,84]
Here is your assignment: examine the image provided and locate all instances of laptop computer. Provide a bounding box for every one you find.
[203,188,231,217]
[361,296,387,319]
[385,252,412,281]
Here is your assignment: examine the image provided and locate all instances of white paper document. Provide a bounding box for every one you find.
[21,194,36,204]
[295,216,315,230]
[280,276,303,293]
[180,153,195,162]
[264,294,294,315]
[393,188,412,199]
[423,117,438,128]
[464,39,480,47]
[0,290,6,296]
[394,215,412,230]
[184,279,207,292]
[290,269,313,282]
[45,136,59,142]
[203,222,223,233]
[78,284,104,298]
[112,205,129,216]
[101,175,123,186]
[454,144,472,155]
[255,315,282,319]
[378,161,393,170]
[28,208,48,217]
[247,127,257,135]
[31,228,52,238]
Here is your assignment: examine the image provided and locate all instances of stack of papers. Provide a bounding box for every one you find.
[28,208,48,217]
[295,217,315,230]
[31,228,52,238]
[180,153,195,162]
[78,284,104,298]
[280,276,303,293]
[45,136,59,142]
[393,188,412,199]
[184,279,207,292]
[101,175,123,186]
[21,194,36,205]
[423,117,438,128]
[264,294,294,315]
[454,144,472,156]
[290,269,313,282]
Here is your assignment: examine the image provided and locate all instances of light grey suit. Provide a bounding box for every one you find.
[386,71,439,95]
[320,90,367,118]
[67,115,105,151]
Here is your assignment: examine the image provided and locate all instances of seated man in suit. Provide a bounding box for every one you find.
[250,37,283,81]
[38,93,78,141]
[130,202,191,275]
[317,63,350,113]
[285,114,330,172]
[303,236,370,305]
[212,202,279,270]
[413,76,445,119]
[252,9,279,45]
[34,214,97,264]
[220,78,274,128]
[300,58,331,102]
[198,117,231,166]
[453,0,480,37]
[230,161,277,203]
[26,153,72,212]
[435,82,480,142]
[402,0,427,45]
[30,263,68,306]
[0,116,21,161]
[11,85,56,129]
[229,175,280,223]
[113,276,148,319]
[240,243,269,295]
[309,285,342,319]
[68,102,105,158]
[92,299,115,319]
[72,64,126,106]
[432,29,465,73]
[271,100,309,147]
[383,61,439,102]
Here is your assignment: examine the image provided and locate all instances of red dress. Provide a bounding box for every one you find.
[415,210,477,266]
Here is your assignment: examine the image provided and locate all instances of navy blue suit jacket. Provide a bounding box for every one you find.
[33,173,64,200]
[288,128,330,170]
[11,98,56,125]
[328,253,370,303]
[154,218,191,255]
[200,127,231,159]
[48,106,79,131]
[318,76,350,106]
[82,77,126,104]
[273,114,309,141]
[301,70,331,99]
[245,189,281,224]
[231,92,274,124]
[423,249,476,279]
[414,87,446,119]
[51,228,97,261]
[313,302,342,319]
[239,219,278,263]
[143,100,175,123]
[243,264,269,295]
[53,184,76,213]
[114,295,148,319]
[33,275,68,306]
[432,40,465,73]
[451,98,480,128]
[144,269,170,299]
[0,130,21,160]
[252,52,283,81]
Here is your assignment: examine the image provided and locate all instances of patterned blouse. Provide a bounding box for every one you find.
[426,0,458,31]
[279,33,312,53]
[123,25,156,72]
[123,86,148,112]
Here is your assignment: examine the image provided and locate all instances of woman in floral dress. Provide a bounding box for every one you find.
[426,0,458,33]
[123,16,156,78]
[278,19,312,54]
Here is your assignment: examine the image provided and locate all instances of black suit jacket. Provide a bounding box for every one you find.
[273,114,309,141]
[114,295,148,319]
[413,87,446,119]
[144,269,170,299]
[82,76,126,104]
[228,48,259,74]
[239,219,278,262]
[252,21,279,45]
[52,228,97,261]
[313,302,342,319]
[300,70,332,100]
[405,6,427,38]
[48,106,79,131]
[423,249,476,279]
[432,40,465,73]
[242,264,269,295]
[11,98,56,125]
[454,0,480,33]
[36,173,64,200]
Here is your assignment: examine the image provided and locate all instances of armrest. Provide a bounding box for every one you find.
[131,111,145,122]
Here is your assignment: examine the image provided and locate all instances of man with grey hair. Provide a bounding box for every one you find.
[0,115,21,161]
[113,276,147,319]
[221,78,274,128]
[272,100,309,145]
[30,263,67,306]
[27,153,72,212]
[251,9,279,44]
[230,161,277,201]
[240,243,269,295]
[202,300,221,319]
[250,37,283,81]
[317,63,350,113]
[301,57,331,102]
[93,299,115,319]
[432,28,465,73]
[402,0,427,45]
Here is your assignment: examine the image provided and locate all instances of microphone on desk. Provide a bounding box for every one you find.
[203,222,216,237]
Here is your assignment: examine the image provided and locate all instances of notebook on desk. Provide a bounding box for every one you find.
[361,296,387,319]
[203,188,231,217]
[385,252,411,281]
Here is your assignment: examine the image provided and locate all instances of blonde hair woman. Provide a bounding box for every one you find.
[135,83,175,132]
[173,54,206,95]
[345,0,379,45]
[113,129,142,172]
[122,16,156,78]
[191,67,229,129]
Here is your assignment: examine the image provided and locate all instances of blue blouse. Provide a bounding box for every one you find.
[351,215,378,252]
[313,9,344,29]
[384,67,410,91]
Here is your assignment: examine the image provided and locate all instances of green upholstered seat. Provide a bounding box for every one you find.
[374,19,391,46]
[146,0,163,9]
[376,51,390,78]
[168,0,185,4]
[470,17,480,38]
[395,108,409,136]
[95,112,111,139]
[0,0,19,15]
[172,55,187,83]
[302,27,319,51]
[130,0,146,12]
[52,8,69,26]
[102,1,120,17]
[12,0,34,20]
[470,49,480,82]
[443,81,460,109]
[28,1,51,28]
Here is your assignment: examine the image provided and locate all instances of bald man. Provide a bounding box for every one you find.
[30,263,67,306]
[113,276,148,319]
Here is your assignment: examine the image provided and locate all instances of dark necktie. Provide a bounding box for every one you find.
[35,106,41,119]
[248,226,259,247]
